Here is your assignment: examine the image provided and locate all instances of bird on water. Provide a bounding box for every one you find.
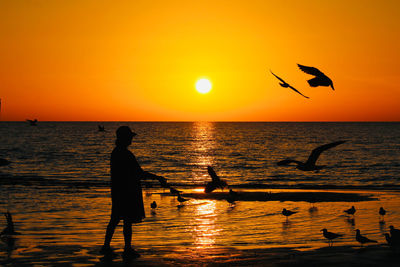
[355,229,377,246]
[321,228,343,247]
[379,207,386,221]
[344,206,356,216]
[282,208,297,221]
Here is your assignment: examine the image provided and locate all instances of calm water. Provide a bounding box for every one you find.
[1,122,400,188]
[1,122,400,264]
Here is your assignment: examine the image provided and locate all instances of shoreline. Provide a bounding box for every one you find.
[180,191,376,203]
[1,174,400,192]
[1,241,399,266]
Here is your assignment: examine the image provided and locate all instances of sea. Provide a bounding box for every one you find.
[0,122,400,264]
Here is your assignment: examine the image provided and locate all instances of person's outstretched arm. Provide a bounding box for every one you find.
[141,171,168,188]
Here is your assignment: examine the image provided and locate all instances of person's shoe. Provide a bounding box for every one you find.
[100,245,115,255]
[122,247,140,259]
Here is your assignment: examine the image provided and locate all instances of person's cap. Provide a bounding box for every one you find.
[116,126,137,139]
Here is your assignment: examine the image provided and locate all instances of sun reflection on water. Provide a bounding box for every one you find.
[190,122,216,183]
[191,200,220,249]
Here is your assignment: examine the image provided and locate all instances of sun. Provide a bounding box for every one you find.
[195,78,212,94]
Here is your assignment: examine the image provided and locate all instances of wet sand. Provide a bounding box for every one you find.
[1,240,399,266]
[1,188,399,266]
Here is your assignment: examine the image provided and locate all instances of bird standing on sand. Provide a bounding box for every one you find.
[0,212,18,236]
[226,189,238,204]
[385,233,393,246]
[321,229,342,247]
[270,70,309,99]
[298,64,334,90]
[282,208,297,221]
[379,207,386,221]
[355,229,377,246]
[0,158,11,166]
[277,141,346,171]
[177,193,189,205]
[344,206,356,216]
[204,166,228,193]
[151,201,157,209]
[389,225,400,239]
[169,187,182,195]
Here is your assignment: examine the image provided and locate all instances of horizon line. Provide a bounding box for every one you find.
[1,120,399,123]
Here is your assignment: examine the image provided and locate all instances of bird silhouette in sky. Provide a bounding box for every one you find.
[277,140,346,171]
[270,70,309,99]
[298,64,334,90]
[321,229,343,247]
[204,166,228,193]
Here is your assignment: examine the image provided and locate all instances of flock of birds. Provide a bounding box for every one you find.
[271,64,334,99]
[146,143,398,249]
[282,204,400,248]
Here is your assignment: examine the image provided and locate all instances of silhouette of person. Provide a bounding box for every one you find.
[101,126,166,258]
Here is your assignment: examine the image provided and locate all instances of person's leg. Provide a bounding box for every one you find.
[122,219,140,258]
[123,219,132,250]
[102,214,120,250]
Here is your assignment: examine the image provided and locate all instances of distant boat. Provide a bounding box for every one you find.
[98,125,105,132]
[26,119,38,126]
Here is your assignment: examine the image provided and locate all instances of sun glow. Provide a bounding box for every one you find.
[195,79,212,94]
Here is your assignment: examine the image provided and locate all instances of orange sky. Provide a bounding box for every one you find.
[0,0,399,121]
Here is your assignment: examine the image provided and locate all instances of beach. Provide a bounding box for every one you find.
[1,187,400,266]
[1,122,400,265]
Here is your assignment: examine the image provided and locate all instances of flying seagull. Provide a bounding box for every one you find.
[298,64,334,90]
[270,70,309,99]
[321,229,343,247]
[277,140,346,171]
[204,166,228,193]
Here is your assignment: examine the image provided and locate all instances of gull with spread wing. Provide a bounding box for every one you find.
[298,64,334,90]
[277,141,346,171]
[270,70,309,99]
